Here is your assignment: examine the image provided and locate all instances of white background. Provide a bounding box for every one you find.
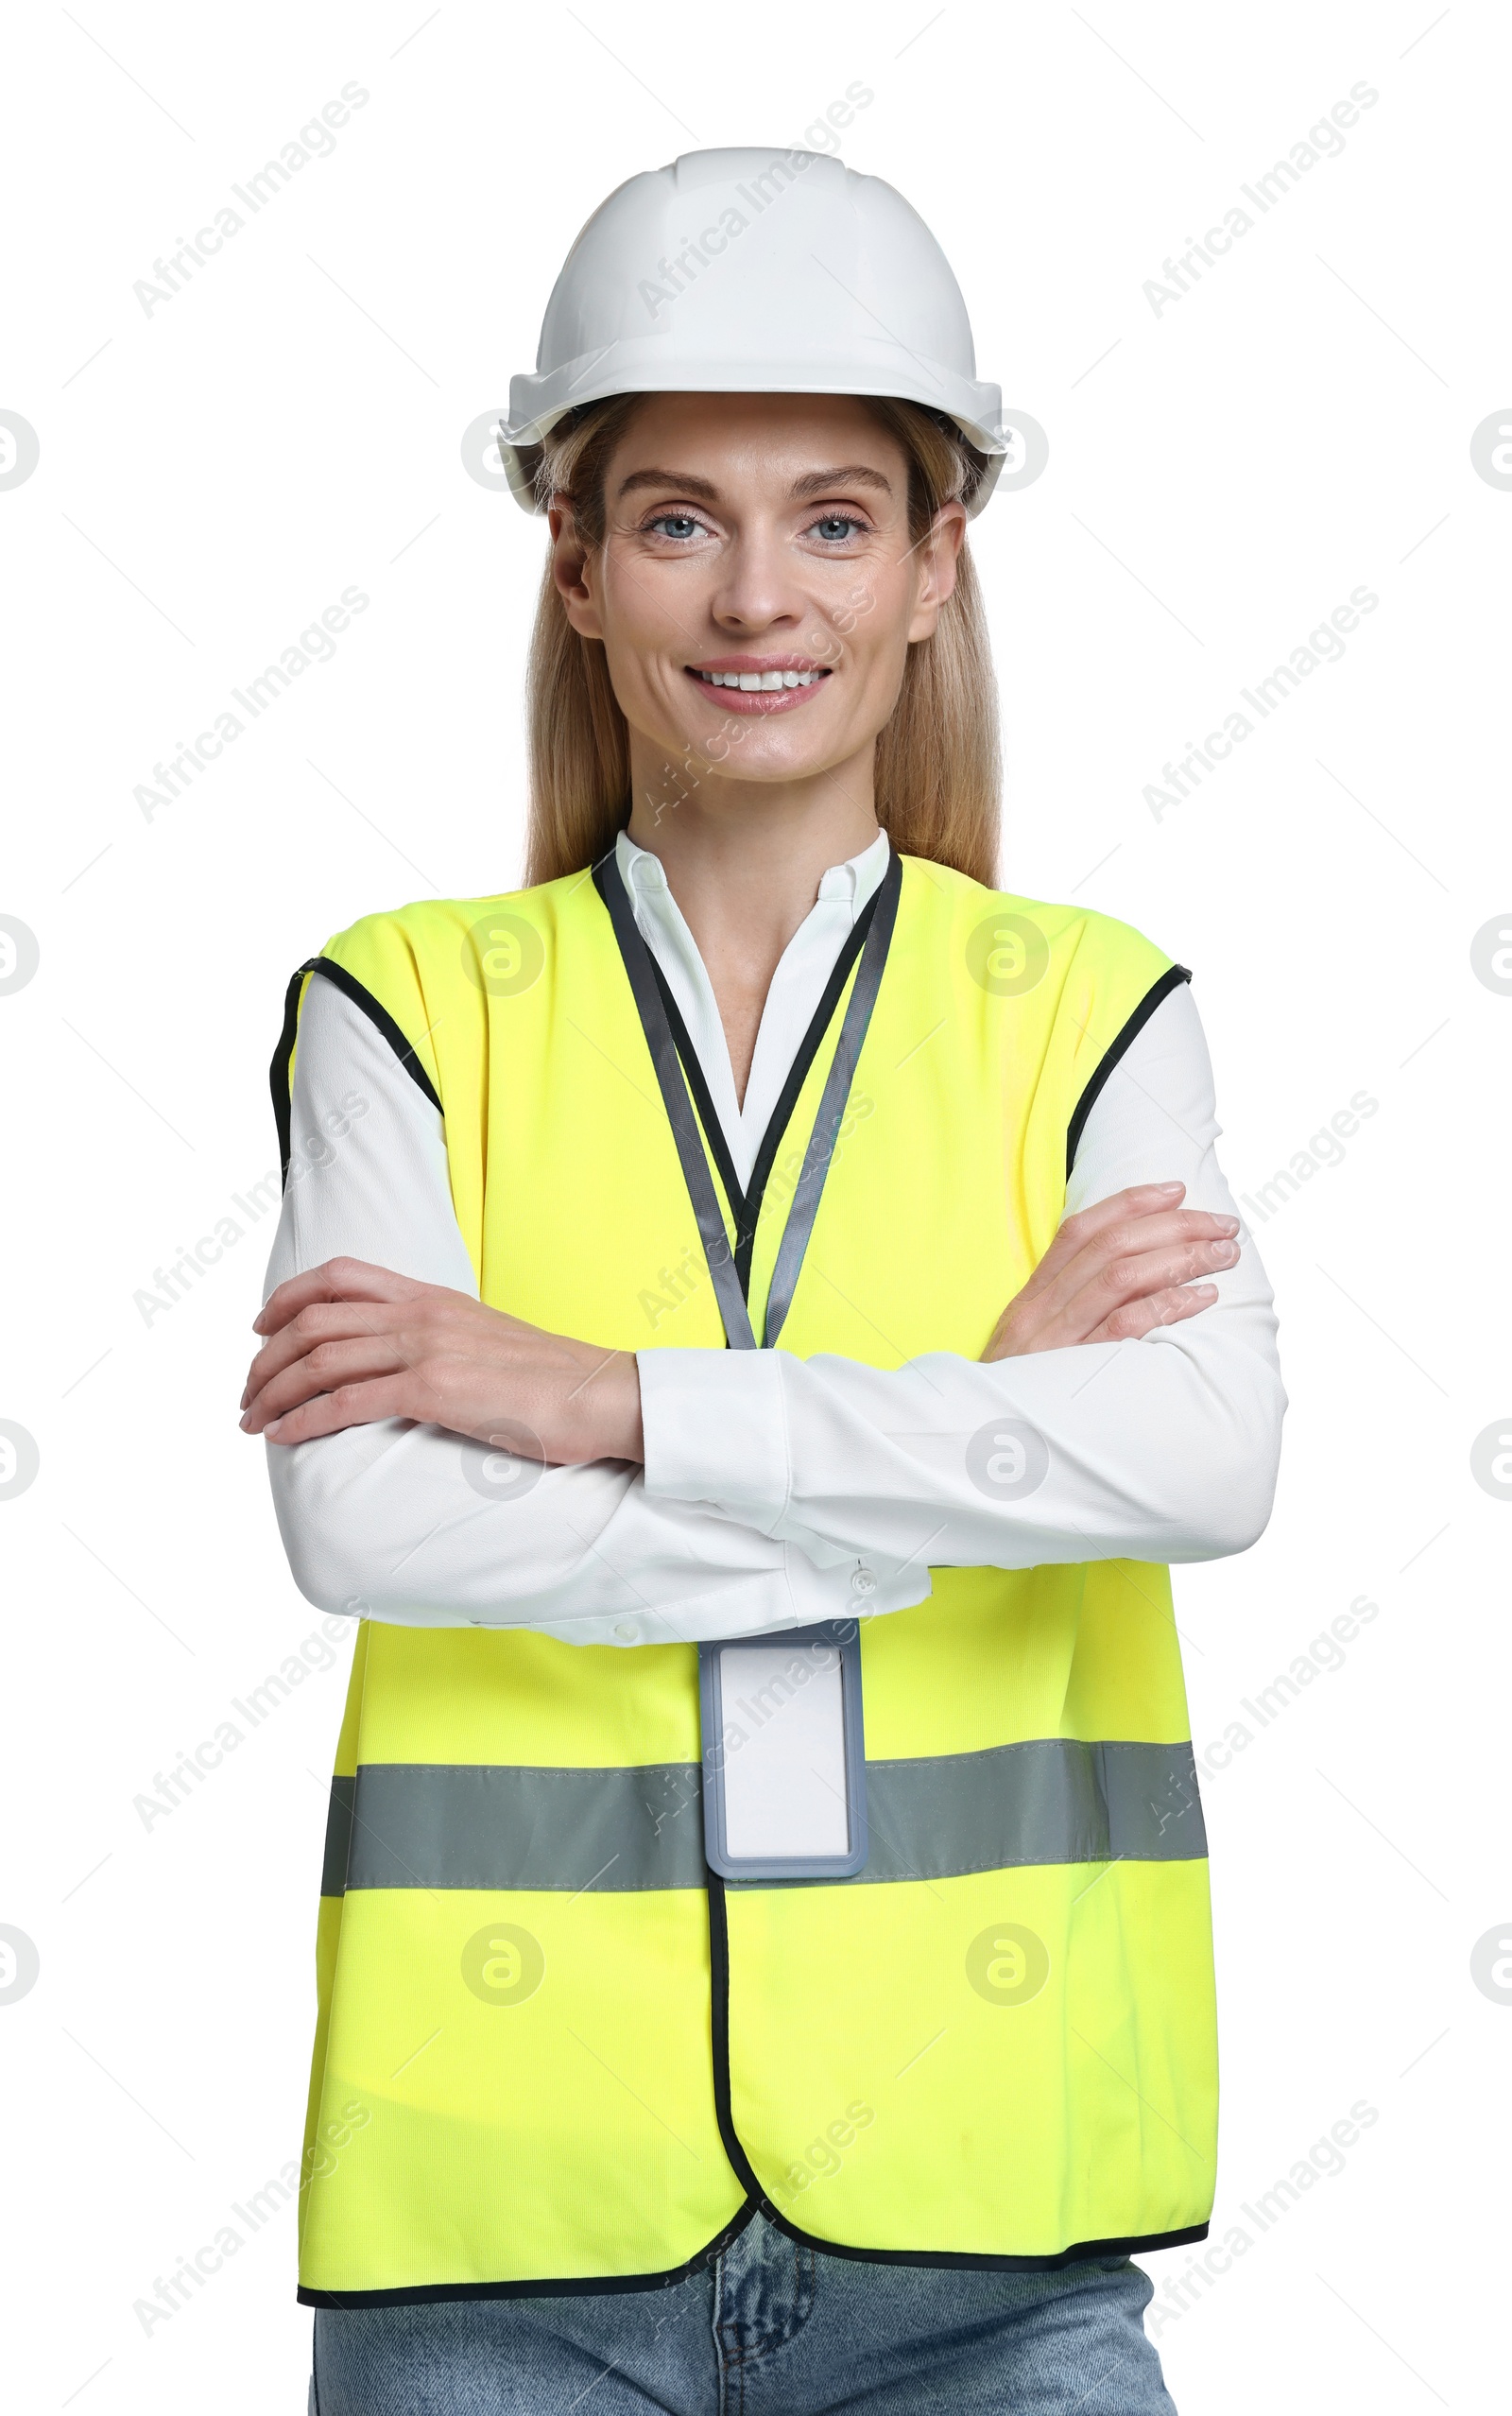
[2,2,1504,2407]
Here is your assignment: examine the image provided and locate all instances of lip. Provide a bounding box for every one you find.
[683,653,833,716]
[687,654,829,674]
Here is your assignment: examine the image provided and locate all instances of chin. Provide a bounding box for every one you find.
[702,733,845,785]
[679,705,851,773]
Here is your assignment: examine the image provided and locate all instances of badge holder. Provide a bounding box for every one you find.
[698,1620,868,1882]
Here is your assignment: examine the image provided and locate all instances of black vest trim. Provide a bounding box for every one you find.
[270,956,443,1187]
[295,2199,1210,2307]
[592,845,902,1350]
[1065,961,1193,1182]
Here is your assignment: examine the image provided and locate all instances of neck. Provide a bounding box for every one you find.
[624,735,880,972]
[621,732,882,1108]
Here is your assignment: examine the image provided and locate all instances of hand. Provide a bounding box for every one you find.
[982,1182,1241,1361]
[239,1258,644,1464]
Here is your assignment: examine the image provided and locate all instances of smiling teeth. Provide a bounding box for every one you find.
[698,668,820,689]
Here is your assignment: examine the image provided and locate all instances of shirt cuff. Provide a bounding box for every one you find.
[638,1347,791,1531]
[510,1542,929,1647]
[637,1347,935,1626]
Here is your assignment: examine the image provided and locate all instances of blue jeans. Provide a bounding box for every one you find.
[311,2213,1177,2413]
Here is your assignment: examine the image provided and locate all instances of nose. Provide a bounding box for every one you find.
[708,520,805,637]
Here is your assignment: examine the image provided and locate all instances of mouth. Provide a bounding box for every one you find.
[684,656,833,716]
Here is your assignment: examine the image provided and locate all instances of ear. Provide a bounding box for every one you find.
[905,500,968,644]
[548,497,605,642]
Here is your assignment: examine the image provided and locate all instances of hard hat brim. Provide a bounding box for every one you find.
[497,355,1008,519]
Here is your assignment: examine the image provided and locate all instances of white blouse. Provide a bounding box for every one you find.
[262,833,1285,1646]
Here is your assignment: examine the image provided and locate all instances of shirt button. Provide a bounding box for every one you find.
[850,1567,877,1597]
[614,1619,640,1642]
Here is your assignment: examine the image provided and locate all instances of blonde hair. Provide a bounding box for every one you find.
[523,394,1001,887]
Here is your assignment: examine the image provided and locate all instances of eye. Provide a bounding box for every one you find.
[645,511,708,542]
[807,513,866,544]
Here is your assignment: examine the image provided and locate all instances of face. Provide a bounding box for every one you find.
[549,392,965,800]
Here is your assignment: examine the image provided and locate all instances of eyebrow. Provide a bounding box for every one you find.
[615,463,894,503]
[789,464,893,499]
[616,468,720,500]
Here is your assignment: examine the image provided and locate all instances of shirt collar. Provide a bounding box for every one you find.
[617,825,889,909]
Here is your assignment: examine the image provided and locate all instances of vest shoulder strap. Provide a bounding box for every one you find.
[291,865,1188,1183]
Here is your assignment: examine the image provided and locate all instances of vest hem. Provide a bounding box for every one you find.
[752,2214,1212,2271]
[702,1873,1208,2286]
[294,2218,1212,2307]
[297,2197,762,2308]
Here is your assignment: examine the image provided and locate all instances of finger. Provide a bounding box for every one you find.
[254,1257,432,1337]
[242,1335,413,1430]
[242,1300,420,1406]
[1032,1210,1239,1332]
[1059,1199,1240,1268]
[1017,1184,1192,1304]
[1086,1281,1220,1344]
[1054,1182,1190,1252]
[1069,1230,1240,1324]
[258,1374,429,1446]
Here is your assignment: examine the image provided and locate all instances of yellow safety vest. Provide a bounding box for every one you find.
[276,847,1216,2306]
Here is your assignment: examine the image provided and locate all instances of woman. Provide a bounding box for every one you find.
[244,149,1283,2415]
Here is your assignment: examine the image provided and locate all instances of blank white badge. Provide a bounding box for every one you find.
[715,1640,850,1859]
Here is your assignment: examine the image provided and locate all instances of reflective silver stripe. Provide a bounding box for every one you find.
[338,1762,708,1894]
[322,1740,1204,1896]
[857,1739,1206,1885]
[321,1772,356,1896]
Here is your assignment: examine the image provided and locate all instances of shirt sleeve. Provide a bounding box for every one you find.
[261,972,912,1645]
[638,980,1285,1577]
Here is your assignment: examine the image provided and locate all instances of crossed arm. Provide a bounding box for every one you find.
[241,1182,1242,1459]
[242,976,1283,1643]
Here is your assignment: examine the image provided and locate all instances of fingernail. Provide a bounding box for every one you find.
[1194,1283,1218,1300]
[238,1413,251,1431]
[265,1415,283,1438]
[1211,1241,1238,1262]
[1156,1182,1184,1195]
[1215,1216,1240,1235]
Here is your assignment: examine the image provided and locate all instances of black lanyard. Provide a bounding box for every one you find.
[593,842,902,1351]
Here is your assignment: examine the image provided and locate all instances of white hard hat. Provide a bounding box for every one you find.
[500,147,1007,517]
